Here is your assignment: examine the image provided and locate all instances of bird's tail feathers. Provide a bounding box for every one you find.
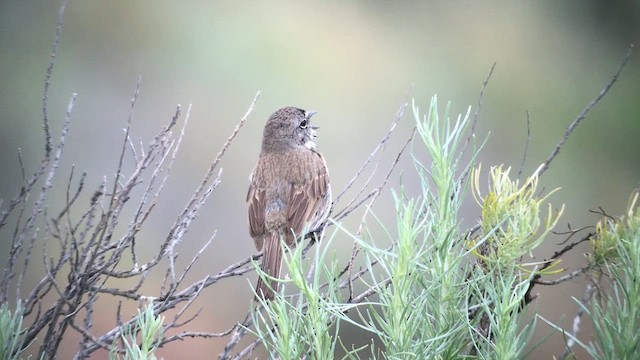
[255,232,283,301]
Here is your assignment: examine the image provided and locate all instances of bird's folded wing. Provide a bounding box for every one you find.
[247,184,266,249]
[286,154,329,245]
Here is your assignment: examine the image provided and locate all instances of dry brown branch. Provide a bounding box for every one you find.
[463,62,496,158]
[454,62,496,206]
[77,94,260,357]
[538,44,634,177]
[42,0,68,157]
[517,110,531,180]
[332,87,411,218]
[1,13,264,353]
[346,127,417,301]
[560,283,596,360]
[218,312,253,360]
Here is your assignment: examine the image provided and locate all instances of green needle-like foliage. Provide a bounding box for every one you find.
[0,302,31,360]
[109,301,165,360]
[250,232,344,360]
[584,191,640,359]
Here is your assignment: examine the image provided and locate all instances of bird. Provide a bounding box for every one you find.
[247,107,331,300]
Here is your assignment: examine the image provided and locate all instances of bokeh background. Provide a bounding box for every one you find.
[1,1,639,359]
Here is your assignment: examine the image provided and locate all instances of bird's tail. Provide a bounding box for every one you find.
[255,232,282,301]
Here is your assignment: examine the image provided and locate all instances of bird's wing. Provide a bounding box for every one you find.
[247,178,266,250]
[286,152,330,245]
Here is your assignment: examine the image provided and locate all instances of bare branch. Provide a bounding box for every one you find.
[539,44,634,177]
[517,110,531,180]
[218,312,253,360]
[462,62,496,160]
[457,63,496,192]
[42,0,69,157]
[333,88,410,209]
[560,283,596,360]
[1,93,77,305]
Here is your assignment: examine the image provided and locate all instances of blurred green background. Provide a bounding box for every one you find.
[1,1,639,359]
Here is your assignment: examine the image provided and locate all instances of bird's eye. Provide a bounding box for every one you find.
[299,120,308,129]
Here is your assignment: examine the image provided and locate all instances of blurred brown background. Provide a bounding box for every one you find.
[1,1,639,359]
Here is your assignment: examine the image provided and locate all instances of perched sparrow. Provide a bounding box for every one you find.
[247,107,331,300]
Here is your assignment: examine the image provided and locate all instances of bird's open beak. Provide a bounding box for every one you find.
[305,110,318,129]
[305,110,317,120]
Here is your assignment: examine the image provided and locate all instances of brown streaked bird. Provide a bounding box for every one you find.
[247,107,331,300]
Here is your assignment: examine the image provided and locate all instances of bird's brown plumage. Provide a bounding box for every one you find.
[247,107,331,300]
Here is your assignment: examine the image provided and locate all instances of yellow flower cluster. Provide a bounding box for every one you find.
[469,164,564,274]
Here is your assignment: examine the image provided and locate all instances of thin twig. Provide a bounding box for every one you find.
[42,0,69,157]
[534,266,591,285]
[346,127,416,300]
[524,231,593,304]
[218,312,253,360]
[538,44,634,177]
[333,85,411,210]
[461,62,496,160]
[2,93,77,305]
[517,110,531,180]
[457,63,496,191]
[560,283,596,360]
